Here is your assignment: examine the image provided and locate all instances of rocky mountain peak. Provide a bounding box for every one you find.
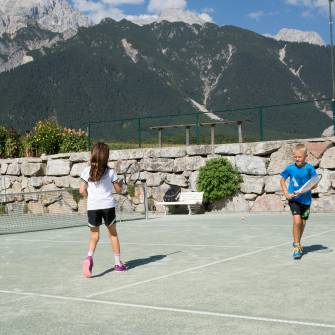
[0,0,91,36]
[274,28,325,46]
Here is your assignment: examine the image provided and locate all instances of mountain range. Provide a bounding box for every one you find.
[0,0,91,36]
[0,0,333,142]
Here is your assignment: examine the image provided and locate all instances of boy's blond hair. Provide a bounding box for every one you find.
[293,143,307,155]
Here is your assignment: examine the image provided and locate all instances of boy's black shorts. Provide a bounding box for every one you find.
[87,207,116,227]
[289,201,310,220]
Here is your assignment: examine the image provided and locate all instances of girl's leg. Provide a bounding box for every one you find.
[107,223,127,271]
[88,227,100,255]
[83,227,99,278]
[107,223,120,256]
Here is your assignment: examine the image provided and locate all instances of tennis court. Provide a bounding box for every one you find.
[1,212,334,335]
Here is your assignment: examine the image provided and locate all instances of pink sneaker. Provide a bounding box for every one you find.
[83,256,93,278]
[114,263,128,272]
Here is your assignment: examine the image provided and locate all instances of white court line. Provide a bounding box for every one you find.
[2,238,264,249]
[0,289,334,330]
[86,228,335,298]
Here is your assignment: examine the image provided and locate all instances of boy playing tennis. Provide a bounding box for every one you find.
[280,143,317,259]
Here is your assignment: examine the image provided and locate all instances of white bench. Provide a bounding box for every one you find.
[155,192,204,215]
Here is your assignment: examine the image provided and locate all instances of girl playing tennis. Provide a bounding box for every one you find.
[80,142,127,277]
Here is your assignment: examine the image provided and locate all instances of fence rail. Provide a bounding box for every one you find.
[86,98,334,148]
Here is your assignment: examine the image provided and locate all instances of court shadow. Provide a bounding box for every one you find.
[302,244,331,255]
[91,267,114,278]
[91,251,181,278]
[126,251,181,270]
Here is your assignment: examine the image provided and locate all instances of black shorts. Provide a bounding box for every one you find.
[87,207,116,227]
[289,201,311,220]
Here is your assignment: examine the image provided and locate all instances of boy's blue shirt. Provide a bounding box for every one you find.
[280,163,317,205]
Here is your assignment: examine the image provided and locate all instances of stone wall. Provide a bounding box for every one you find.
[1,137,335,213]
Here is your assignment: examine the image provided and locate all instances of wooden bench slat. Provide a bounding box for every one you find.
[155,192,204,215]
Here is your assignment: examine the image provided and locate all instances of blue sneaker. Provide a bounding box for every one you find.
[292,243,302,259]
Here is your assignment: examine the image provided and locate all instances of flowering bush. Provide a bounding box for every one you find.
[29,119,63,155]
[60,128,88,153]
[0,119,89,158]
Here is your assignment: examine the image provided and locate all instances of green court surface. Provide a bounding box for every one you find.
[1,212,334,335]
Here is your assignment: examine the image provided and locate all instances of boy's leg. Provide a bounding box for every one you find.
[292,215,303,258]
[299,206,310,251]
[299,220,307,250]
[292,215,303,245]
[83,227,100,277]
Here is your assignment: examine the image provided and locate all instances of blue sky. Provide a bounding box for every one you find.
[71,0,333,43]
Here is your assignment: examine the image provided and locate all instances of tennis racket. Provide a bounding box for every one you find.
[122,162,141,185]
[119,162,141,195]
[295,174,322,194]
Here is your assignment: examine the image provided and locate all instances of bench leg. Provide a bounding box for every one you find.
[188,205,191,215]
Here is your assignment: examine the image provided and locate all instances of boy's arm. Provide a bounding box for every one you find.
[280,177,294,200]
[310,167,319,191]
[79,181,88,198]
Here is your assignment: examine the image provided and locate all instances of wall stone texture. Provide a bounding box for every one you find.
[1,137,335,214]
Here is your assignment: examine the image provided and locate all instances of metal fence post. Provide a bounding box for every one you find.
[144,182,149,220]
[258,107,264,141]
[332,100,335,135]
[137,118,142,148]
[195,113,200,145]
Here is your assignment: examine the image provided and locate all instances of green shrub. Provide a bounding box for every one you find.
[30,119,63,155]
[0,121,88,158]
[147,196,155,211]
[127,184,136,197]
[0,126,21,158]
[0,203,6,215]
[60,128,88,153]
[21,133,37,157]
[197,158,242,204]
[4,128,20,158]
[67,188,82,204]
[0,126,8,157]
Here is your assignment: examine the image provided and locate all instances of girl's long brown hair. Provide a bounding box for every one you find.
[89,142,109,182]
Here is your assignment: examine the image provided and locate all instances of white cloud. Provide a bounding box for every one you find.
[72,0,127,22]
[102,0,144,5]
[73,0,104,13]
[247,10,265,21]
[147,0,187,13]
[72,0,213,25]
[286,0,329,12]
[301,10,313,17]
[198,12,213,23]
[202,7,214,14]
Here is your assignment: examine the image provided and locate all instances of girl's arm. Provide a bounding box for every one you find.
[113,180,122,193]
[79,181,88,198]
[280,177,294,200]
